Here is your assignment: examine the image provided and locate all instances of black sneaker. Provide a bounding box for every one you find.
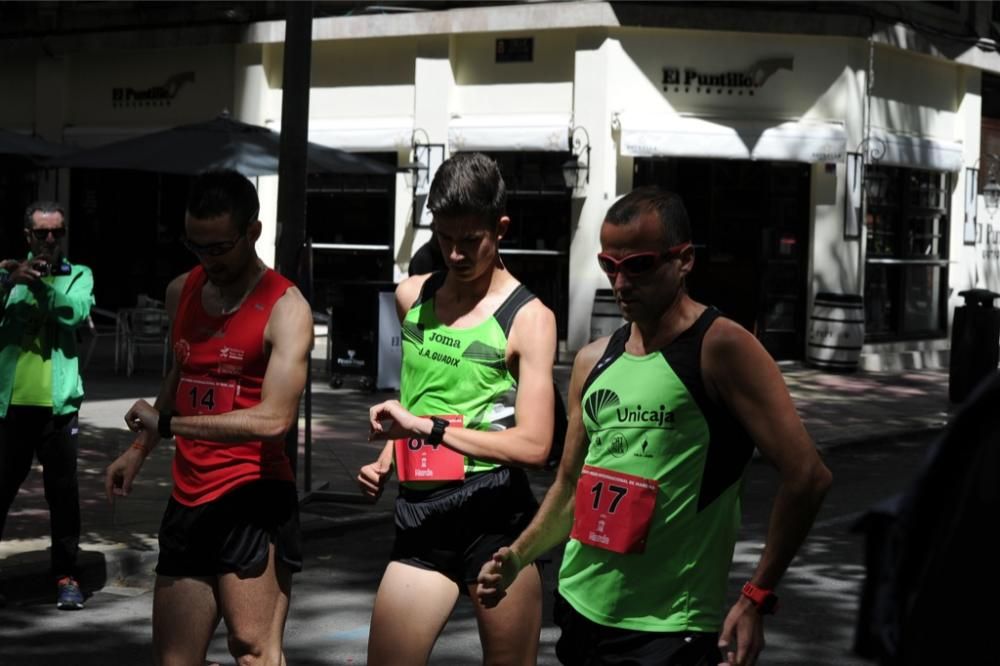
[56,576,84,610]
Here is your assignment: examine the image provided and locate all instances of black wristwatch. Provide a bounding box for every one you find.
[426,417,449,445]
[157,411,174,439]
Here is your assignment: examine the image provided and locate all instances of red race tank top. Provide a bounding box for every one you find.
[169,265,295,506]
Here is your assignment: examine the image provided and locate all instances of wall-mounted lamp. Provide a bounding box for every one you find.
[400,158,427,189]
[562,125,591,193]
[859,136,888,200]
[965,153,1000,245]
[985,179,1000,211]
[981,154,1000,212]
[844,136,887,240]
[404,129,445,229]
[400,128,431,190]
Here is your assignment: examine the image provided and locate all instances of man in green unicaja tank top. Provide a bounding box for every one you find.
[476,186,833,666]
[357,152,558,666]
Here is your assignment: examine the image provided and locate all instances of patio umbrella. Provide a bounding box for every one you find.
[0,128,67,159]
[45,114,395,177]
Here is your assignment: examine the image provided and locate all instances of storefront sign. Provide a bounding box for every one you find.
[111,71,195,108]
[496,37,533,63]
[662,58,793,96]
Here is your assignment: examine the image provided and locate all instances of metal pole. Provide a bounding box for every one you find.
[276,0,313,480]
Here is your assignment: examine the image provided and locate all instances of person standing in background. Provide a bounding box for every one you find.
[0,202,93,610]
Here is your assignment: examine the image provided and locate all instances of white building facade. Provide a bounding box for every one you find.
[4,1,999,367]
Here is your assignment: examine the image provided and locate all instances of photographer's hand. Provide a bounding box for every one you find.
[6,259,42,286]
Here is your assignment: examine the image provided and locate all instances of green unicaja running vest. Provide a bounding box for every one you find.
[559,308,755,632]
[398,272,536,485]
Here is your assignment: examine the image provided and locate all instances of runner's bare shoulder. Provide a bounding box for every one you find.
[164,272,190,320]
[506,294,556,354]
[395,273,434,315]
[572,336,613,381]
[270,285,313,332]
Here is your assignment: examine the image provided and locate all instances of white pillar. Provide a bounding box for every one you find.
[234,44,279,268]
[34,57,71,225]
[567,36,621,352]
[395,37,454,281]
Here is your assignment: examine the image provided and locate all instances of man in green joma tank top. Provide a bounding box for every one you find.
[477,187,832,666]
[358,153,558,665]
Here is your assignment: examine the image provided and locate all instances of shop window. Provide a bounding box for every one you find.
[864,166,950,340]
[68,169,191,310]
[305,153,396,312]
[485,151,572,339]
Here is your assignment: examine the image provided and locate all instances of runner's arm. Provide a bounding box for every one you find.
[354,278,430,498]
[704,319,832,664]
[166,287,313,442]
[429,300,557,467]
[135,274,187,454]
[104,274,186,498]
[475,341,602,605]
[704,319,831,590]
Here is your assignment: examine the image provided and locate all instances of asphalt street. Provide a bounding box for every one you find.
[0,429,938,665]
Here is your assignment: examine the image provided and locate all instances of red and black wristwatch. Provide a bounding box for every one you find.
[741,582,779,615]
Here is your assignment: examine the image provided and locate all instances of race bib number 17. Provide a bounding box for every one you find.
[570,465,659,554]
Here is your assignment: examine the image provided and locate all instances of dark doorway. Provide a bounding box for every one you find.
[68,169,193,310]
[0,160,39,261]
[305,152,397,313]
[478,151,572,341]
[634,158,811,360]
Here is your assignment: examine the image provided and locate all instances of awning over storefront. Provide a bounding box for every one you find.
[308,117,413,153]
[448,114,570,152]
[617,113,847,163]
[63,126,163,149]
[868,128,963,172]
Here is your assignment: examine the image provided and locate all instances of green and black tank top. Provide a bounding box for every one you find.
[398,271,536,486]
[558,307,755,632]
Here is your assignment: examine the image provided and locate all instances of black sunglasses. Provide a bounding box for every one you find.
[29,228,66,240]
[182,235,245,257]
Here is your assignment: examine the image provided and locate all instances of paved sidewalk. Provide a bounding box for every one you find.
[0,341,954,606]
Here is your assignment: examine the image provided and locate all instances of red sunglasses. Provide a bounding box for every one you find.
[597,242,692,277]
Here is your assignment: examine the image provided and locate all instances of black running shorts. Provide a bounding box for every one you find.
[554,592,723,666]
[156,479,302,578]
[391,466,538,591]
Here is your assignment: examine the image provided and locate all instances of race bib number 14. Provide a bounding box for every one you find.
[176,375,237,416]
[570,465,659,554]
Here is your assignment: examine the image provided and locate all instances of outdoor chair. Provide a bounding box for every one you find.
[122,307,170,377]
[80,307,125,372]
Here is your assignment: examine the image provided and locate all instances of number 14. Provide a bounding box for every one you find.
[188,386,216,411]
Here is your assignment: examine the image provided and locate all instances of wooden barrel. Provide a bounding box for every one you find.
[807,292,864,371]
[590,289,625,340]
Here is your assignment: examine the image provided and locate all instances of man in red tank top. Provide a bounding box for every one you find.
[104,170,313,666]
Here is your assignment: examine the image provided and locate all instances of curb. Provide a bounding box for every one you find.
[0,508,394,608]
[811,422,948,454]
[0,545,159,607]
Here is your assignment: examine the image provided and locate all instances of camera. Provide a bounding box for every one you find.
[32,260,72,277]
